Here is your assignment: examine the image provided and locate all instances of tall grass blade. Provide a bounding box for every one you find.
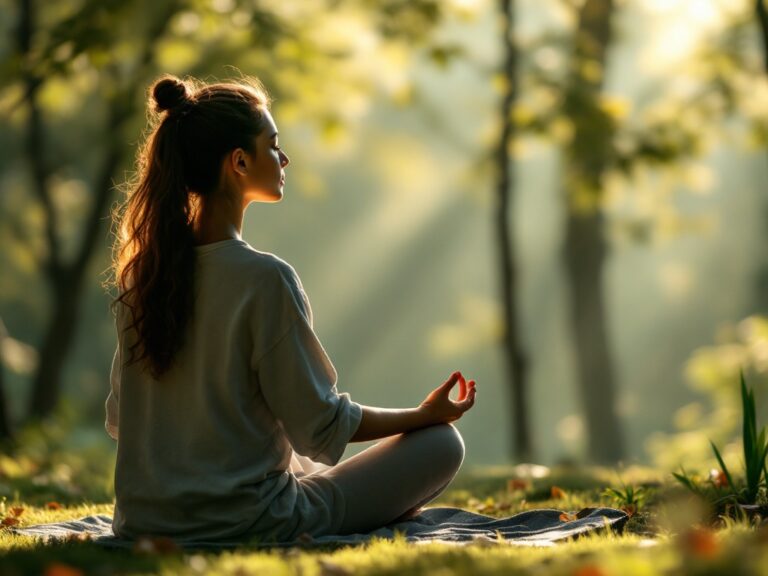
[710,440,737,498]
[739,372,767,502]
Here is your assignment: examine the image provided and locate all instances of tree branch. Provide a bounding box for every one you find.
[72,1,182,278]
[18,0,61,277]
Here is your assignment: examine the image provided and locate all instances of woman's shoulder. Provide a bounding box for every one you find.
[223,242,304,296]
[199,239,292,276]
[235,246,311,324]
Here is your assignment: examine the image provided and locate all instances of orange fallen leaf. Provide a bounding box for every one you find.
[621,504,637,517]
[507,479,530,492]
[680,527,719,558]
[1,517,20,527]
[133,535,180,554]
[9,506,24,517]
[572,565,606,576]
[43,563,84,576]
[551,486,567,499]
[559,512,578,522]
[45,501,63,510]
[64,533,92,543]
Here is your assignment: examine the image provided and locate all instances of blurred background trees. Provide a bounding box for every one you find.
[0,0,767,473]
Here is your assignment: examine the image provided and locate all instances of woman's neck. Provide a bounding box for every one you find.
[192,193,244,245]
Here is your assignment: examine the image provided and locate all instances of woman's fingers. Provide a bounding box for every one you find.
[456,388,476,412]
[439,371,461,394]
[457,373,468,401]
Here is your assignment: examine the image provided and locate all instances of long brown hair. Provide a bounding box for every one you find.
[109,74,271,378]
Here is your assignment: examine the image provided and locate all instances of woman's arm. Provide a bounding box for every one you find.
[350,371,476,442]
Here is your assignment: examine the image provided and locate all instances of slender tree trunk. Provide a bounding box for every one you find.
[562,0,623,463]
[563,210,622,462]
[20,0,181,419]
[495,0,531,462]
[29,271,84,417]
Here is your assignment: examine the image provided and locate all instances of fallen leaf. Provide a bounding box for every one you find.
[559,512,578,522]
[621,504,637,517]
[572,565,606,576]
[43,563,84,576]
[132,535,180,554]
[64,533,92,543]
[507,479,530,492]
[45,502,62,510]
[1,517,20,527]
[551,486,567,499]
[9,507,24,517]
[680,527,719,558]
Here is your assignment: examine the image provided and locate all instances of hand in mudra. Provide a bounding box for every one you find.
[419,371,476,425]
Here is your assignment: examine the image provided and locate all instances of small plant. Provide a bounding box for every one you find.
[603,480,646,517]
[673,371,768,510]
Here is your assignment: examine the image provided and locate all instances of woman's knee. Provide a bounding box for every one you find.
[414,423,465,474]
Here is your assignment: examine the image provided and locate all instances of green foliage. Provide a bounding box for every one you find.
[0,409,115,505]
[738,373,768,504]
[648,316,768,472]
[603,481,647,515]
[672,372,768,514]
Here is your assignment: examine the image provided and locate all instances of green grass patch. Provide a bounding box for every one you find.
[1,464,768,575]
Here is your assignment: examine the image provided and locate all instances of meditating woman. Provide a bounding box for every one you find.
[105,74,477,543]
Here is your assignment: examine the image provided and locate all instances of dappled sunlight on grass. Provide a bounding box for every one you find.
[0,462,767,575]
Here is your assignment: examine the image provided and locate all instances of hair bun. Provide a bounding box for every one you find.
[152,76,191,113]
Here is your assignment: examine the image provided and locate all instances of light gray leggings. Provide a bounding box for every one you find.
[313,423,465,534]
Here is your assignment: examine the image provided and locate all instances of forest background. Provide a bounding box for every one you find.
[1,0,767,475]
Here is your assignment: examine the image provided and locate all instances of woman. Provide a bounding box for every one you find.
[106,74,477,543]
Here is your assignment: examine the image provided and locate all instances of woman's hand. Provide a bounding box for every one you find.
[419,371,476,426]
[349,371,477,442]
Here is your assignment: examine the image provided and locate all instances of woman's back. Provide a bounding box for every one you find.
[107,239,362,541]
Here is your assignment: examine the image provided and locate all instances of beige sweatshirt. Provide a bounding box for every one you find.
[105,238,362,542]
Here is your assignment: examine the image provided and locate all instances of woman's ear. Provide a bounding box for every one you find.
[230,148,248,176]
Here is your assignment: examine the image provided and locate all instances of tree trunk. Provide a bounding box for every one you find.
[29,271,83,417]
[19,0,181,420]
[562,0,623,463]
[563,210,623,462]
[495,0,531,462]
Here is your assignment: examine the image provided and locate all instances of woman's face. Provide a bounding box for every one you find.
[241,109,290,203]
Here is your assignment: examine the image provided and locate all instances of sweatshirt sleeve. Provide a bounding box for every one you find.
[254,263,362,466]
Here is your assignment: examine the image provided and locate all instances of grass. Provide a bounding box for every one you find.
[2,464,768,576]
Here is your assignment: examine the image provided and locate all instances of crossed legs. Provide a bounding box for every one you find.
[315,423,465,534]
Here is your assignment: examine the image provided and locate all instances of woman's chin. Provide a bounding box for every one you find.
[250,190,284,203]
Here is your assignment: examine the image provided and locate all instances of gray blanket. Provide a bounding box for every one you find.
[12,506,628,549]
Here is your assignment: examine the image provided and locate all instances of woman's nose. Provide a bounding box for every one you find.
[280,150,290,168]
